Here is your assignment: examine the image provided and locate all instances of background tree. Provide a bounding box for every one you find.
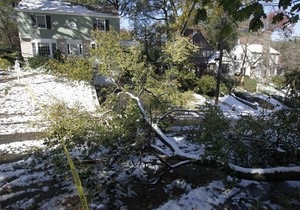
[0,0,20,50]
[196,3,238,104]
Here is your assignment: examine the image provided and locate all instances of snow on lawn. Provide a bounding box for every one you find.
[1,68,99,135]
[157,181,241,210]
[218,95,259,119]
[0,140,45,154]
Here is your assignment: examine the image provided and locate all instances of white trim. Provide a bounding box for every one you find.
[36,14,47,29]
[66,39,83,56]
[31,39,57,57]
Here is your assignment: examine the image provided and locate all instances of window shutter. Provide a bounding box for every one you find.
[31,15,37,29]
[46,15,51,29]
[105,19,109,31]
[31,43,36,56]
[93,18,97,30]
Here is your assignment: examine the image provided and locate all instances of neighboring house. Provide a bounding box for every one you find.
[16,0,120,58]
[184,29,215,77]
[207,50,235,76]
[231,44,280,79]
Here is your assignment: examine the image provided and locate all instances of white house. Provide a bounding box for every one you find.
[207,50,235,76]
[231,44,280,79]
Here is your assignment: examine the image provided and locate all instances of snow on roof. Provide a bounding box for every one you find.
[248,44,279,54]
[233,44,279,55]
[17,0,118,16]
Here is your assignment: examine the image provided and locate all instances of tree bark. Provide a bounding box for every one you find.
[215,42,224,105]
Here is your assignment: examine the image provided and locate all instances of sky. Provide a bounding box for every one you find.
[293,21,300,36]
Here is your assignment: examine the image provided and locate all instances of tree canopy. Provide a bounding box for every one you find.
[0,0,20,49]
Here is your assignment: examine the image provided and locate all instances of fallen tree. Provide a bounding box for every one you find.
[123,88,300,181]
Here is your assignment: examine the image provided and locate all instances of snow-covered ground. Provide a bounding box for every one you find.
[0,68,299,209]
[0,68,98,135]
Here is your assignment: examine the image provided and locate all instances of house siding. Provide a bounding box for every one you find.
[230,44,280,80]
[17,12,119,40]
[16,6,120,58]
[20,39,34,58]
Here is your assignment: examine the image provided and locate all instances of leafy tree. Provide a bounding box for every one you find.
[0,0,20,49]
[274,37,300,74]
[163,35,199,66]
[197,4,238,104]
[273,37,300,107]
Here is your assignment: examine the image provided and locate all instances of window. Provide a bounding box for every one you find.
[67,42,83,56]
[36,15,46,28]
[31,14,51,29]
[79,44,82,54]
[93,18,109,31]
[38,43,50,57]
[221,64,230,74]
[31,40,56,57]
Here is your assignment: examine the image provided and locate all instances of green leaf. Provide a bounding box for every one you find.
[194,8,207,23]
[63,141,89,210]
[279,0,292,10]
[291,4,300,12]
[272,12,285,24]
[249,16,264,31]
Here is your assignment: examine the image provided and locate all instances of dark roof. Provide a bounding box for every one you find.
[192,32,214,51]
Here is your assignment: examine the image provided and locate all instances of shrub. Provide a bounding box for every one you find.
[242,76,257,92]
[177,70,201,91]
[221,76,237,94]
[220,83,230,95]
[28,56,50,69]
[0,58,11,70]
[198,75,216,96]
[47,57,93,82]
[271,75,285,89]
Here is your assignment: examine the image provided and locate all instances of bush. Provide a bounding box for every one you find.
[47,57,94,82]
[271,75,285,89]
[45,103,101,147]
[219,83,230,96]
[242,76,257,92]
[198,75,216,96]
[221,76,237,94]
[177,70,201,91]
[28,56,50,69]
[0,58,11,70]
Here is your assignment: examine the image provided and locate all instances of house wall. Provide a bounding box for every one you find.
[17,10,119,58]
[231,44,280,80]
[20,39,34,58]
[17,11,120,40]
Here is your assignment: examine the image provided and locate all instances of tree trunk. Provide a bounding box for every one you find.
[215,42,224,105]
